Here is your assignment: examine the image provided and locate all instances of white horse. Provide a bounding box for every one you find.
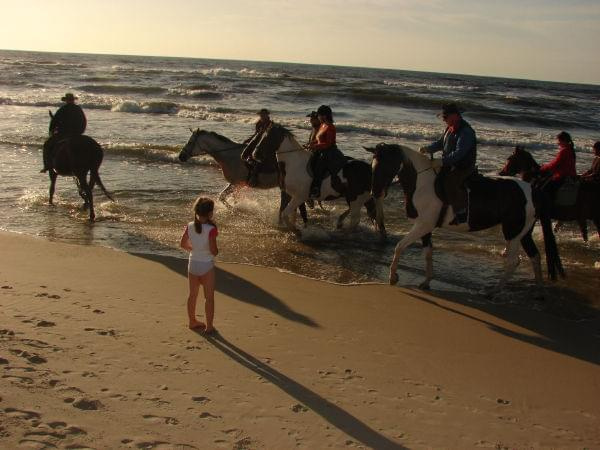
[366,143,564,295]
[178,128,308,223]
[254,124,380,237]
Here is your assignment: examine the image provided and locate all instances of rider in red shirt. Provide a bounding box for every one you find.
[540,131,577,181]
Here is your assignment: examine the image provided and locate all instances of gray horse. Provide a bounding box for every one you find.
[178,128,308,224]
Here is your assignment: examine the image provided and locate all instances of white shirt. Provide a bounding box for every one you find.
[187,222,217,262]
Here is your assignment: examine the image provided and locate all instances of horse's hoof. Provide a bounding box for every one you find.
[389,272,399,285]
[418,280,431,290]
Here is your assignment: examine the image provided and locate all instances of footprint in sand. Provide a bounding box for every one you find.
[84,327,117,337]
[9,348,47,364]
[0,357,8,365]
[36,320,56,328]
[92,309,104,314]
[191,396,211,404]
[1,285,13,289]
[3,407,41,420]
[72,398,103,411]
[199,412,221,419]
[0,329,15,336]
[2,374,34,385]
[291,403,308,413]
[143,414,180,425]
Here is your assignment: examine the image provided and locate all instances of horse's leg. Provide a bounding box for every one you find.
[347,195,365,230]
[389,223,432,285]
[336,208,351,229]
[74,176,89,210]
[491,238,521,296]
[593,216,600,240]
[77,174,95,222]
[218,183,235,207]
[281,197,303,236]
[419,233,433,290]
[577,218,588,242]
[298,203,308,227]
[520,228,543,295]
[49,172,57,205]
[279,191,291,226]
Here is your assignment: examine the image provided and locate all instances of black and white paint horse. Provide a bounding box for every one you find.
[254,124,380,236]
[367,143,564,295]
[500,145,600,242]
[178,128,309,224]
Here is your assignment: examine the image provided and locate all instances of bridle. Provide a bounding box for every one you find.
[182,130,242,157]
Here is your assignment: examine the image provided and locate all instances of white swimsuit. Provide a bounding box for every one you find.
[187,222,217,276]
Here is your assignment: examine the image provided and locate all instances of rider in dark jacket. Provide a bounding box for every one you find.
[420,103,477,224]
[42,93,87,172]
[241,108,272,186]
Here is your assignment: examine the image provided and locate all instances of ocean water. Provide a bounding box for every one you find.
[0,49,598,313]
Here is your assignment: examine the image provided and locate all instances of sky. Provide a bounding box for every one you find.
[2,0,599,84]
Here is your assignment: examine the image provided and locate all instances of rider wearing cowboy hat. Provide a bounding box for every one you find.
[420,103,477,225]
[241,108,273,186]
[42,93,87,172]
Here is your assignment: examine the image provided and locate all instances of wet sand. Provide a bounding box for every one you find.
[1,231,599,449]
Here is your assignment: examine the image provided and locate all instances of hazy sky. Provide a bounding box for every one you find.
[2,0,599,84]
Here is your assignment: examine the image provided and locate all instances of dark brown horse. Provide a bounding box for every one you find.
[43,135,113,222]
[499,146,600,242]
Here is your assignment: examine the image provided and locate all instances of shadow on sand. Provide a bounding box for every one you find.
[131,252,319,328]
[198,331,405,450]
[404,288,600,366]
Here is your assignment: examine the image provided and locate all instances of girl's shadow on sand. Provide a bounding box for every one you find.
[197,330,405,450]
[131,252,318,328]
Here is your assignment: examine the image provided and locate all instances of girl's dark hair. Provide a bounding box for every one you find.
[192,197,214,233]
[556,131,573,146]
[316,104,334,123]
[593,141,600,151]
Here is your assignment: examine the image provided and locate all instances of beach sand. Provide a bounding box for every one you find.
[1,231,599,449]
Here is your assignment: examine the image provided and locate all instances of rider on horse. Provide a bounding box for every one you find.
[581,141,600,183]
[420,103,477,225]
[539,131,577,199]
[241,108,272,186]
[308,105,346,199]
[41,93,87,173]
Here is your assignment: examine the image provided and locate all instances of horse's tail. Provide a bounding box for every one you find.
[90,167,114,202]
[537,193,565,280]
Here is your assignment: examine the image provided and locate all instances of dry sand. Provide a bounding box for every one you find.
[1,230,599,449]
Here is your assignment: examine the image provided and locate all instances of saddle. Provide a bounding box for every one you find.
[555,177,580,207]
[433,167,478,227]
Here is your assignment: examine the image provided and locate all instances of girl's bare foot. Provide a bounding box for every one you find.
[188,320,206,330]
[203,326,216,335]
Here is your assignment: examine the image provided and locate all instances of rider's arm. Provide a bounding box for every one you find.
[311,125,335,150]
[423,133,444,154]
[442,127,476,167]
[540,147,568,174]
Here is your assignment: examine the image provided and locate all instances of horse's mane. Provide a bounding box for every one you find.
[206,131,236,145]
[270,124,295,140]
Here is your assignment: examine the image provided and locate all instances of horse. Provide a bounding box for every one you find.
[178,128,309,225]
[42,135,113,222]
[366,143,564,295]
[253,124,380,237]
[499,146,600,242]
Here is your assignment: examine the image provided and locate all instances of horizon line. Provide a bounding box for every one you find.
[1,47,599,88]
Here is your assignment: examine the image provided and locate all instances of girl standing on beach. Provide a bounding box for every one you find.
[179,197,218,333]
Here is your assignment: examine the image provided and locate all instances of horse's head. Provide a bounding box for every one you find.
[179,128,203,162]
[254,124,298,159]
[499,145,539,178]
[364,143,406,198]
[179,128,236,162]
